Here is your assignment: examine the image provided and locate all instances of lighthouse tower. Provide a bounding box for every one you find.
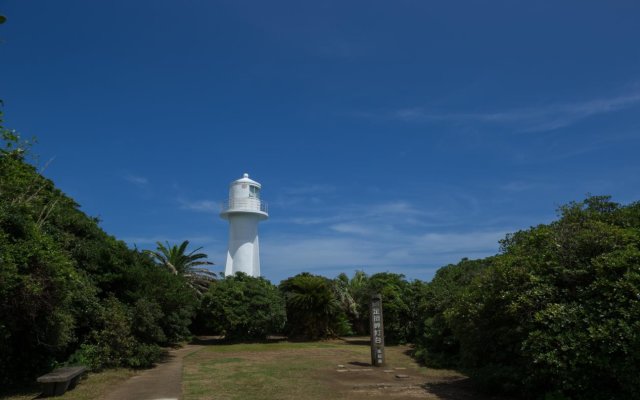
[220,173,268,277]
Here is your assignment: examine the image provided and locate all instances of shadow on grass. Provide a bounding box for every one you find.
[338,336,370,346]
[422,377,477,400]
[348,361,371,367]
[402,346,456,370]
[422,378,518,400]
[0,384,42,400]
[189,335,289,346]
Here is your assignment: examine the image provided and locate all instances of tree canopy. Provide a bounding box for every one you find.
[200,272,286,341]
[0,123,200,385]
[414,196,640,399]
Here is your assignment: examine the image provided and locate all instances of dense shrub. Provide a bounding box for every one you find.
[340,271,420,344]
[0,127,198,385]
[413,258,492,367]
[415,196,640,399]
[201,273,286,340]
[0,170,90,383]
[365,273,414,344]
[280,273,350,339]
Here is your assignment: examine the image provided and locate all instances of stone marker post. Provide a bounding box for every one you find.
[370,293,385,367]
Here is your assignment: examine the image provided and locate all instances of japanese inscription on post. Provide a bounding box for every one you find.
[370,293,385,367]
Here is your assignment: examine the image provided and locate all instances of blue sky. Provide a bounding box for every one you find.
[2,1,640,283]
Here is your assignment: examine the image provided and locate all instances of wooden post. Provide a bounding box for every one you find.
[370,293,385,367]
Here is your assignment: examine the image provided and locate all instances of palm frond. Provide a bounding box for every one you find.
[146,239,217,295]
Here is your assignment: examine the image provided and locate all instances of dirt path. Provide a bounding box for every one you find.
[103,345,200,400]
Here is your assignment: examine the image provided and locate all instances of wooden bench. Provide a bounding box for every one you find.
[37,366,87,397]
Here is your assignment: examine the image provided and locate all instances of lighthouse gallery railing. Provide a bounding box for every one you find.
[221,199,268,214]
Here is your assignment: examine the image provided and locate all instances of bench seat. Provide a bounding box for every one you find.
[37,366,87,397]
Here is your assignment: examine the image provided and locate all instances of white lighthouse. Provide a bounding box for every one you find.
[220,173,268,277]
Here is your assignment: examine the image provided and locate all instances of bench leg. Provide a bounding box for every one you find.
[53,381,71,396]
[41,381,71,397]
[41,383,56,397]
[68,375,81,390]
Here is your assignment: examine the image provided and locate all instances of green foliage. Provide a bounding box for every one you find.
[365,272,414,344]
[415,196,640,399]
[339,271,418,344]
[0,152,88,383]
[201,273,286,340]
[68,296,136,370]
[128,261,198,344]
[0,124,197,385]
[280,273,350,339]
[131,298,166,344]
[66,297,163,370]
[413,258,492,367]
[342,270,370,335]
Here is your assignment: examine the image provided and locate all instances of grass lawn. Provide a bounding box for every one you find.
[0,369,137,400]
[182,339,502,400]
[2,340,516,399]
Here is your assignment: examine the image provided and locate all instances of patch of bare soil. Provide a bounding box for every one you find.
[316,338,516,400]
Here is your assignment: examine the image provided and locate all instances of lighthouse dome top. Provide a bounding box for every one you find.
[220,172,268,220]
[230,172,261,188]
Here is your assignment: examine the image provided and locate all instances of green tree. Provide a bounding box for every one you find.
[365,272,413,344]
[200,273,286,341]
[343,270,370,335]
[280,273,349,339]
[333,273,358,334]
[442,196,640,398]
[145,240,216,296]
[413,257,492,367]
[1,123,90,384]
[0,121,198,385]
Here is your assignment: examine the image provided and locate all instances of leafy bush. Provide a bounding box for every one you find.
[415,196,640,399]
[365,273,414,344]
[67,296,164,370]
[0,200,87,384]
[280,273,348,339]
[0,125,196,385]
[201,273,286,340]
[413,258,491,367]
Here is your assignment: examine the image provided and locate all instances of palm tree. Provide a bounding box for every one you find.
[333,273,358,320]
[347,270,370,334]
[280,273,343,339]
[145,240,216,296]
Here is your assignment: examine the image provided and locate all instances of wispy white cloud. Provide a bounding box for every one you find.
[178,198,219,213]
[368,201,426,216]
[270,184,336,208]
[390,91,640,132]
[330,222,387,236]
[261,228,508,278]
[281,200,445,227]
[124,174,149,186]
[279,215,346,225]
[253,189,518,281]
[414,231,506,255]
[330,223,369,235]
